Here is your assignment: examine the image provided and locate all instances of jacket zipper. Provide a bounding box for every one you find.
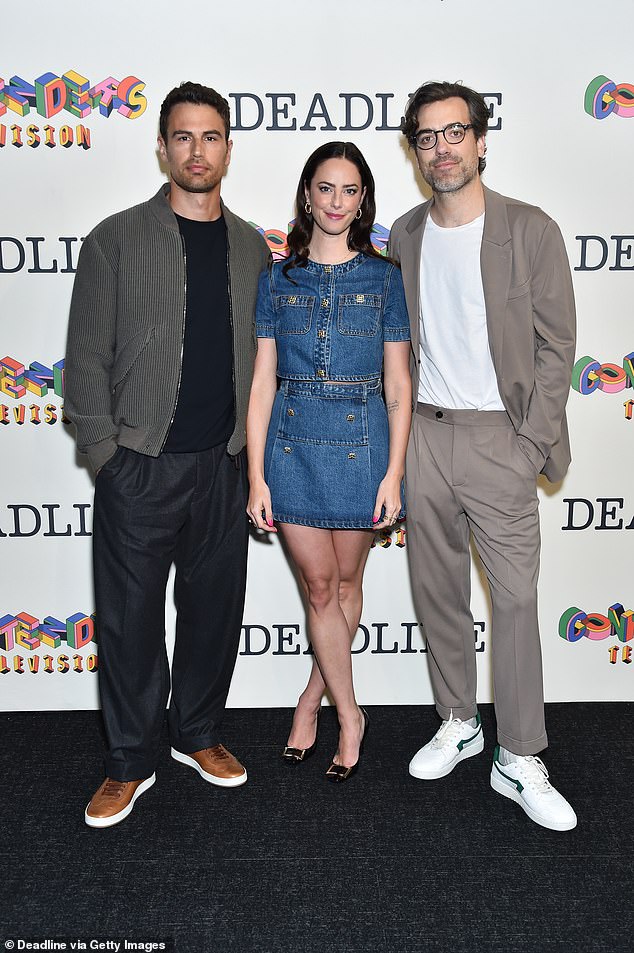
[160,233,187,451]
[226,233,237,448]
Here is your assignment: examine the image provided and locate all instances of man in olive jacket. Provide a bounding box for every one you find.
[65,82,269,828]
[390,81,577,831]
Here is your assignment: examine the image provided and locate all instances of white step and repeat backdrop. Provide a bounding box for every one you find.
[1,0,632,710]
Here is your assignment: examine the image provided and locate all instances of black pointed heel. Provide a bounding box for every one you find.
[282,708,321,765]
[325,708,369,783]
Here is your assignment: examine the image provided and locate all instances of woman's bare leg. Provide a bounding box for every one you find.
[282,524,373,766]
[289,528,373,729]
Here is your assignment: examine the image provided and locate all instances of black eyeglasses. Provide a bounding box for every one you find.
[410,123,474,151]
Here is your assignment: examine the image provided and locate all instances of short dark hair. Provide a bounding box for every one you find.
[159,82,231,141]
[284,141,384,278]
[402,81,489,174]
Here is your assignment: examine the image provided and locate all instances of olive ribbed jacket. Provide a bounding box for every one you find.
[65,184,270,472]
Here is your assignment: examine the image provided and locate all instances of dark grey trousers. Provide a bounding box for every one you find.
[406,403,548,755]
[93,444,249,780]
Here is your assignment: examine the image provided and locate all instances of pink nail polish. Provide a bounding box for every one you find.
[372,516,379,523]
[267,519,274,527]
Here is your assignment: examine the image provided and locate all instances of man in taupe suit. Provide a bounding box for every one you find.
[389,81,577,831]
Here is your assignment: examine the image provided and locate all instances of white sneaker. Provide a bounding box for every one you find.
[409,712,484,779]
[490,746,577,832]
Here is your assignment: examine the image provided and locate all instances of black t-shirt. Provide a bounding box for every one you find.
[163,214,234,452]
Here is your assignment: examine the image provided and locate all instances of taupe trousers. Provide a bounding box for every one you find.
[407,403,548,755]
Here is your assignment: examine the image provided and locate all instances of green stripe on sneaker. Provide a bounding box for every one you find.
[457,725,482,751]
[493,758,524,793]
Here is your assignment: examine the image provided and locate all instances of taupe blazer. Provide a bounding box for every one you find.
[389,186,576,482]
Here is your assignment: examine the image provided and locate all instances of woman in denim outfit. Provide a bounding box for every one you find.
[247,142,411,780]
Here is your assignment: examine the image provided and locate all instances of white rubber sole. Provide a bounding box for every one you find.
[84,773,156,829]
[409,730,484,779]
[490,766,577,832]
[170,747,247,787]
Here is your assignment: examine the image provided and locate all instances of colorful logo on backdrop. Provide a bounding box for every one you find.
[584,76,634,120]
[0,70,146,150]
[0,355,67,429]
[559,603,633,668]
[251,221,390,261]
[0,611,97,675]
[571,352,634,422]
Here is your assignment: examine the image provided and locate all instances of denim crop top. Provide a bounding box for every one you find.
[255,253,410,381]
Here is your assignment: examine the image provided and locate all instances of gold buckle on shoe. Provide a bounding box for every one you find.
[282,746,306,762]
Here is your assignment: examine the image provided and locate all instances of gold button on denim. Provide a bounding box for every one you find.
[288,295,297,304]
[348,452,356,459]
[322,298,329,307]
[287,408,295,416]
[356,294,365,303]
[347,414,355,422]
[283,446,292,453]
[317,329,326,338]
[324,265,332,273]
[317,369,326,378]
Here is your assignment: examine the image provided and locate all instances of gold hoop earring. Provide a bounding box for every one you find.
[355,208,362,220]
[305,202,312,215]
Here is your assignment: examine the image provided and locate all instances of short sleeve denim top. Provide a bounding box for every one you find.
[255,253,410,381]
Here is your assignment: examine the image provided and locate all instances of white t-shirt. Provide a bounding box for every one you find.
[418,212,505,411]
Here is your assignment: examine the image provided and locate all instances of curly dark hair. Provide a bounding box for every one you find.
[283,141,385,278]
[159,81,230,142]
[402,81,489,174]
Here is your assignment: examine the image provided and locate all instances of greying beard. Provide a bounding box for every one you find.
[423,158,479,195]
[429,175,470,194]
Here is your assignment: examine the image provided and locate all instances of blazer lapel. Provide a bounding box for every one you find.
[480,187,513,377]
[402,201,431,357]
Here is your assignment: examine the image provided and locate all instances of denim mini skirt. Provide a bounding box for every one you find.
[264,378,394,529]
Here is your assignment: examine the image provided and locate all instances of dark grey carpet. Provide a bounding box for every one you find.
[2,703,632,953]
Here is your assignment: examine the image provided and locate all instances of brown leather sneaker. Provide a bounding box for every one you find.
[84,774,156,828]
[170,744,247,787]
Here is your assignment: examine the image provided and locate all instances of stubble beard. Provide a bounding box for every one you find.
[171,167,223,194]
[422,156,479,195]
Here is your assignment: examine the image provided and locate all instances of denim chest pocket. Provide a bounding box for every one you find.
[337,293,382,336]
[274,294,315,334]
